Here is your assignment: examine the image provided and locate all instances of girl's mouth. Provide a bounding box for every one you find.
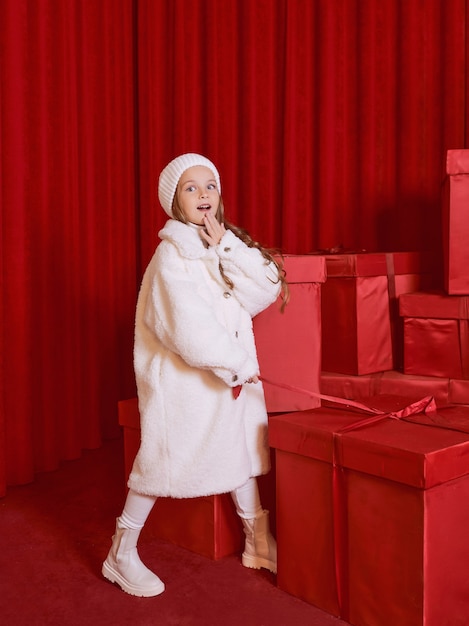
[197,204,211,211]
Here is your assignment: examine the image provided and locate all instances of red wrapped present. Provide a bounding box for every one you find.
[400,291,469,379]
[253,255,326,412]
[270,396,469,626]
[118,398,243,559]
[443,149,469,294]
[320,369,450,406]
[321,252,436,375]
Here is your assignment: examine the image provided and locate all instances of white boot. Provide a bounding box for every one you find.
[241,510,277,574]
[102,518,165,597]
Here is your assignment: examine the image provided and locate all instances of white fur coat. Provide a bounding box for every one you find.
[127,219,281,498]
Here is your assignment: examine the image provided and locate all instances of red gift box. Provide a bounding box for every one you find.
[400,291,469,379]
[253,255,326,412]
[118,398,243,559]
[320,369,450,406]
[443,149,469,294]
[270,396,469,626]
[321,252,436,375]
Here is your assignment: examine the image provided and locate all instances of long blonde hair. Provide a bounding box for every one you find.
[172,195,289,311]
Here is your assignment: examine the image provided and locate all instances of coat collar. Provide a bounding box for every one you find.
[159,219,214,260]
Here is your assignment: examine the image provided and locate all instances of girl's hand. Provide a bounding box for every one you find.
[246,375,259,384]
[232,376,259,399]
[200,213,226,246]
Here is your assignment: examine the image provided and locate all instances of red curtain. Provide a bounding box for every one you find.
[136,0,466,268]
[0,0,137,494]
[1,0,468,495]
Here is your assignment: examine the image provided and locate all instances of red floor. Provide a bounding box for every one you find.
[0,437,349,626]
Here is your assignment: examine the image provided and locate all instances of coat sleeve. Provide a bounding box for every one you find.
[215,230,282,317]
[139,243,259,387]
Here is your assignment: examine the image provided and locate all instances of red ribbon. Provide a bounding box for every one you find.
[260,376,384,414]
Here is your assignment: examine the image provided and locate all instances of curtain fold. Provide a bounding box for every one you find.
[1,0,468,495]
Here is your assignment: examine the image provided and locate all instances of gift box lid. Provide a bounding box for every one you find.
[269,395,469,489]
[399,291,469,319]
[447,149,469,175]
[280,254,326,284]
[269,404,365,463]
[321,251,433,278]
[269,395,415,463]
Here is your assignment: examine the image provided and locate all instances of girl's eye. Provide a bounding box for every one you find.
[185,185,196,192]
[207,184,216,190]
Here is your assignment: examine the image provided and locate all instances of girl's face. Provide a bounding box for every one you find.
[176,166,220,225]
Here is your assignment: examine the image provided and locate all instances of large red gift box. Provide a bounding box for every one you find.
[443,149,469,294]
[253,254,326,411]
[118,398,243,559]
[321,252,435,375]
[400,291,469,379]
[270,396,469,626]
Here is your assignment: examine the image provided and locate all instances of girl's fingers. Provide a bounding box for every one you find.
[202,214,225,244]
[246,375,259,384]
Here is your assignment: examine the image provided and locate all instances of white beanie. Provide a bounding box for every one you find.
[158,153,221,217]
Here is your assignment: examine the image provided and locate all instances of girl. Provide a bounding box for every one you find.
[102,153,288,597]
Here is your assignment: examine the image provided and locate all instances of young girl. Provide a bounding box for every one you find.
[102,153,288,597]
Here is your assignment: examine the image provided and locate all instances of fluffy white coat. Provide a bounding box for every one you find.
[128,219,281,498]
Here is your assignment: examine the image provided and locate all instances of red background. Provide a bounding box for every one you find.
[1,0,468,495]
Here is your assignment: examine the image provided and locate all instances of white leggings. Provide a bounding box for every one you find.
[230,476,263,520]
[119,477,262,530]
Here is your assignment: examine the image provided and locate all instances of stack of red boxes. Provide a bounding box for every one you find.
[270,149,469,625]
[118,254,326,559]
[398,150,469,385]
[320,150,469,405]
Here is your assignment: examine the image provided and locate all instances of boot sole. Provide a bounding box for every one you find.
[102,561,165,597]
[242,553,277,574]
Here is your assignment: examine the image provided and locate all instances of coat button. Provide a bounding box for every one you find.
[235,331,238,338]
[224,247,231,253]
[223,291,231,298]
[232,375,238,382]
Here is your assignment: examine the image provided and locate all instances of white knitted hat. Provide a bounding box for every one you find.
[158,153,221,217]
